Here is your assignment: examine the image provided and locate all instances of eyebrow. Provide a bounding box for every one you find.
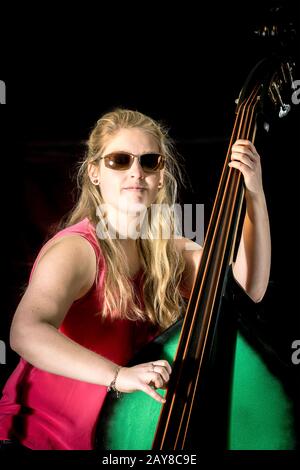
[105,150,160,156]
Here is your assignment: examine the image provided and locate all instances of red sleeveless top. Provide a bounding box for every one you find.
[0,218,158,449]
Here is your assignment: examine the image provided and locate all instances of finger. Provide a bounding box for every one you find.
[152,365,170,383]
[141,383,166,404]
[228,161,254,179]
[233,141,260,160]
[231,145,258,162]
[231,152,254,169]
[228,160,244,171]
[146,372,165,389]
[153,373,165,389]
[233,139,257,152]
[152,360,172,375]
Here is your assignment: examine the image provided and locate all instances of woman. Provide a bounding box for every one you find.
[0,108,271,450]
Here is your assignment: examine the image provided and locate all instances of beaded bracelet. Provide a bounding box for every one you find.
[107,366,122,398]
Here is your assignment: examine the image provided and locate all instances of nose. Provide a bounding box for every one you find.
[129,156,146,178]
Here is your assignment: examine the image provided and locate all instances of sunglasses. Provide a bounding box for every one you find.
[99,152,165,172]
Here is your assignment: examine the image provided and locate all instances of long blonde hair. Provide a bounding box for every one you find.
[61,108,187,330]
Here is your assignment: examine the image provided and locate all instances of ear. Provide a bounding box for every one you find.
[158,169,164,188]
[88,162,100,182]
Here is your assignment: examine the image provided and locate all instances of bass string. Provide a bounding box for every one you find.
[156,85,261,449]
[178,86,261,448]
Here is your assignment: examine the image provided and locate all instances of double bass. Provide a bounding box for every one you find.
[96,38,297,451]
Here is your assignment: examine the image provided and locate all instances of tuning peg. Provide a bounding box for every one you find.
[279,104,291,118]
[271,82,291,118]
[288,63,296,89]
[270,25,278,37]
[281,62,295,89]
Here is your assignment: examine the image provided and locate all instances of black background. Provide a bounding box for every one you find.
[0,0,299,464]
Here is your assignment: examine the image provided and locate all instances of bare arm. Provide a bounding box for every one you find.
[229,140,271,303]
[176,238,202,297]
[10,236,117,386]
[178,138,271,304]
[10,236,170,403]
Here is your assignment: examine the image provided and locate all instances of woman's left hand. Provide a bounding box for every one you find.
[229,139,264,197]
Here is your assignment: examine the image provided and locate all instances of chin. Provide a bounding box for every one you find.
[121,200,149,214]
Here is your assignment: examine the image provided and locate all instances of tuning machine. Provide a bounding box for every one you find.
[268,61,295,118]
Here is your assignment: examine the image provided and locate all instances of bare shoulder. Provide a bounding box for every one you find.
[174,237,203,255]
[29,234,97,301]
[37,234,96,267]
[174,238,203,295]
[12,235,97,330]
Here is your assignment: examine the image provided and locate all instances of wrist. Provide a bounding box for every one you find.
[245,187,266,205]
[107,365,122,398]
[245,189,267,218]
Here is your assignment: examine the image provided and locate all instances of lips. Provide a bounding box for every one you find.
[123,187,146,190]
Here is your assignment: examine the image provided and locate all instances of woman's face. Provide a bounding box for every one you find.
[96,128,164,215]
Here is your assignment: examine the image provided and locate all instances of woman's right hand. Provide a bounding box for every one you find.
[115,360,172,403]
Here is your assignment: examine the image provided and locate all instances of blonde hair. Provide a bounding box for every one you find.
[61,108,187,330]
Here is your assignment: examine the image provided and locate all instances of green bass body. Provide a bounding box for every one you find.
[96,320,296,450]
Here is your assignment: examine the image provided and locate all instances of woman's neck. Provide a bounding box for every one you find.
[105,205,146,241]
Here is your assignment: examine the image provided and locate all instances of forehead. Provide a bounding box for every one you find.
[103,128,159,154]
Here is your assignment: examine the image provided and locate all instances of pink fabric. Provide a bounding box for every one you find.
[0,218,158,449]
